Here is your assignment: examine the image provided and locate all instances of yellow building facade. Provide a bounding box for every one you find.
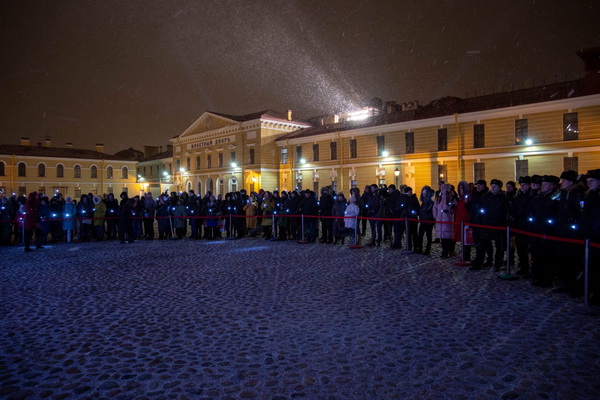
[0,139,140,198]
[169,110,310,196]
[275,93,600,194]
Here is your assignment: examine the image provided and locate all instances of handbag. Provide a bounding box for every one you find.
[464,225,475,245]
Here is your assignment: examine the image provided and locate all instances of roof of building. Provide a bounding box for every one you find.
[0,144,136,161]
[114,147,145,161]
[139,148,174,162]
[276,79,591,142]
[209,109,309,125]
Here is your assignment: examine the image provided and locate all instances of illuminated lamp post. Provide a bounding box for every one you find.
[394,168,400,187]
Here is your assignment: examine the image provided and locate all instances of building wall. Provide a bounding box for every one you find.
[276,96,600,194]
[0,155,139,197]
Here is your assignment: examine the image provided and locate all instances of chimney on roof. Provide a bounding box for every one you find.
[95,143,105,153]
[20,137,30,146]
[65,142,73,148]
[44,138,52,147]
[287,110,293,121]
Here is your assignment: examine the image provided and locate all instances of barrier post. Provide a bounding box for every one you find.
[270,213,276,241]
[227,213,234,240]
[349,214,362,249]
[574,239,600,315]
[401,217,413,254]
[584,239,590,307]
[498,226,518,280]
[298,214,308,244]
[454,221,471,266]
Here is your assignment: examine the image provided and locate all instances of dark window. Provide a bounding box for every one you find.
[231,151,236,162]
[38,164,45,177]
[296,146,303,162]
[515,160,529,180]
[106,166,113,179]
[330,142,337,160]
[176,160,181,171]
[281,148,288,164]
[377,135,385,156]
[186,158,190,171]
[437,128,447,151]
[74,165,81,179]
[196,156,200,169]
[57,164,64,178]
[249,149,255,165]
[91,166,97,179]
[564,157,578,172]
[18,162,26,177]
[474,124,485,148]
[474,162,485,182]
[313,144,319,161]
[121,167,128,179]
[218,153,223,168]
[515,119,528,144]
[405,132,414,154]
[0,162,5,176]
[350,139,357,158]
[563,113,578,141]
[207,155,212,169]
[18,186,27,196]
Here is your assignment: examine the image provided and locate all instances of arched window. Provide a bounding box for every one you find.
[206,178,213,194]
[38,163,46,177]
[106,166,113,179]
[91,165,98,179]
[56,164,64,178]
[18,162,26,177]
[121,166,128,179]
[74,165,81,178]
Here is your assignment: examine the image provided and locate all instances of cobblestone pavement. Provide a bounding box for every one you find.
[1,237,599,400]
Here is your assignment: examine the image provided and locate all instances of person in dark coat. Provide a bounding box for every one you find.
[529,175,560,287]
[299,190,319,242]
[469,179,509,271]
[416,186,435,255]
[23,192,43,252]
[510,176,535,275]
[319,187,334,243]
[403,186,420,251]
[554,170,586,295]
[469,179,493,266]
[118,192,133,244]
[388,185,407,249]
[332,193,348,244]
[583,169,600,305]
[366,184,383,247]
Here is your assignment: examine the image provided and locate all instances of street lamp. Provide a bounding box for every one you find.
[394,168,400,187]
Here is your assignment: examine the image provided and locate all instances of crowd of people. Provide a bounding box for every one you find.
[1,168,599,303]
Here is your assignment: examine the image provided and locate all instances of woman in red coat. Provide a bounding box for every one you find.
[454,181,472,261]
[24,192,44,252]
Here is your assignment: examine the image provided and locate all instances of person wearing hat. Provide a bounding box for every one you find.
[319,187,335,244]
[554,170,586,295]
[92,195,106,241]
[583,169,600,304]
[387,184,408,249]
[529,175,560,287]
[62,197,76,243]
[433,183,457,258]
[469,179,509,271]
[530,175,543,197]
[468,179,493,266]
[300,189,318,242]
[510,176,535,275]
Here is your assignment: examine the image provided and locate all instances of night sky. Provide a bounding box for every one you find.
[2,0,599,154]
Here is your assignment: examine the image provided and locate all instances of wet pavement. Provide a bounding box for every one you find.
[1,237,599,399]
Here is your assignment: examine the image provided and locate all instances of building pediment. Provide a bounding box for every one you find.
[179,112,240,138]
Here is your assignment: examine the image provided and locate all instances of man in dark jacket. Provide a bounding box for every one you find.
[510,176,535,275]
[366,184,382,246]
[530,175,560,287]
[469,179,493,266]
[583,169,600,304]
[319,187,334,243]
[470,179,509,271]
[555,170,585,295]
[387,185,407,249]
[300,190,319,242]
